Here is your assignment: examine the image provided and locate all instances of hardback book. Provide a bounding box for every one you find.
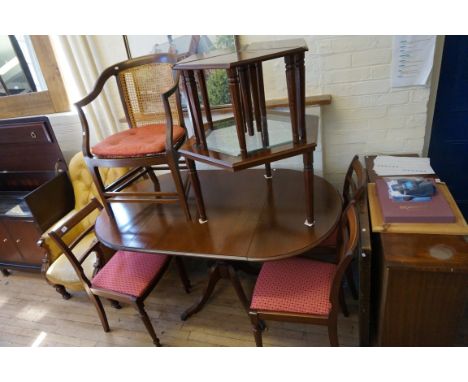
[375,178,456,223]
[384,177,436,202]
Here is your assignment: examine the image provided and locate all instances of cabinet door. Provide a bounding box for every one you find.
[3,219,44,265]
[0,220,22,264]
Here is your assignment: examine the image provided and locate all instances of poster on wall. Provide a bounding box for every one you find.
[391,35,436,88]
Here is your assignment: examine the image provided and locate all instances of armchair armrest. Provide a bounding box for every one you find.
[161,78,182,150]
[37,198,101,268]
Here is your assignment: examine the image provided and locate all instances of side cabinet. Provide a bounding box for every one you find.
[0,116,74,274]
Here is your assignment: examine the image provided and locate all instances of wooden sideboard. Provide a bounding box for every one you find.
[365,155,468,346]
[0,117,73,274]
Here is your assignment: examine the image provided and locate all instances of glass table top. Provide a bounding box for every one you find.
[206,115,300,157]
[180,111,318,169]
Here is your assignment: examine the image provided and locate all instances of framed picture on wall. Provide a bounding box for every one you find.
[123,35,239,107]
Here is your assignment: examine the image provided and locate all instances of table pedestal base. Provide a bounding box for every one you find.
[180,260,253,321]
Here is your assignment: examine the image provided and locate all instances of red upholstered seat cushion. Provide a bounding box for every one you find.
[91,124,185,158]
[318,226,338,247]
[91,250,170,297]
[250,257,336,316]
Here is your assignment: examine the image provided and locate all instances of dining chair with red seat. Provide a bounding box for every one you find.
[306,155,366,301]
[48,198,191,347]
[249,202,359,346]
[75,53,206,222]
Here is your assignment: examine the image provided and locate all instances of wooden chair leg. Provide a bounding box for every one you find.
[328,315,339,347]
[89,166,114,219]
[54,284,71,300]
[249,312,263,347]
[168,154,192,221]
[346,263,359,300]
[339,285,349,317]
[264,163,272,179]
[174,257,191,293]
[145,166,161,193]
[136,302,161,347]
[88,293,110,332]
[186,158,207,223]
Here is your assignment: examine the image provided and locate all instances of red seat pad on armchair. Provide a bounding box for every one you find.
[250,257,336,316]
[91,250,170,297]
[91,124,185,158]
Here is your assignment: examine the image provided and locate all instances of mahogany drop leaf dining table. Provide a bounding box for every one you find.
[95,169,342,321]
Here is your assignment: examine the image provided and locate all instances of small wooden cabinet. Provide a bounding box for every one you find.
[365,155,468,346]
[372,234,468,346]
[0,117,73,273]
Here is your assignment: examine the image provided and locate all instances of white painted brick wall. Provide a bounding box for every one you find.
[241,35,433,189]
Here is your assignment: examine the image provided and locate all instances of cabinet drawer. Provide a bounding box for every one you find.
[0,122,52,144]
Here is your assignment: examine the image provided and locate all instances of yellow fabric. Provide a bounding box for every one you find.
[68,152,127,228]
[45,233,98,291]
[42,152,127,290]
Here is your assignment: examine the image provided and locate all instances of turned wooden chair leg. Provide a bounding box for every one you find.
[328,315,339,347]
[89,293,110,332]
[249,312,264,347]
[186,158,207,223]
[54,284,71,300]
[145,166,161,193]
[136,301,161,347]
[174,257,191,293]
[339,285,349,317]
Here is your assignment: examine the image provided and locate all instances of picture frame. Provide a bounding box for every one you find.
[123,35,239,60]
[123,35,240,107]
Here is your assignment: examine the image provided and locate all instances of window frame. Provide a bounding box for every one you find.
[0,35,69,119]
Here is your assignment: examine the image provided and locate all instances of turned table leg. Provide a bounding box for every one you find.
[183,70,207,149]
[239,66,254,136]
[303,151,315,227]
[195,70,213,131]
[255,63,272,179]
[227,68,248,156]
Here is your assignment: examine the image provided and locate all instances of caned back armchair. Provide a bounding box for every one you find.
[75,53,205,221]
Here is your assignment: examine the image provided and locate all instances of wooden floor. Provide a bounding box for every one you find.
[0,258,359,347]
